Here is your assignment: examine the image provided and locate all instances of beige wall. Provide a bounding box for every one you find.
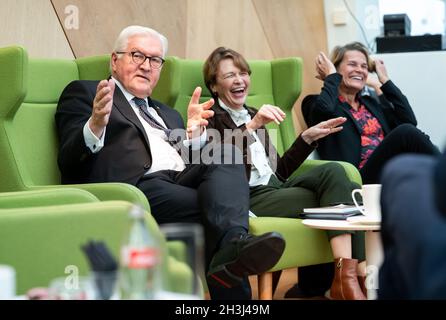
[185,0,275,59]
[0,0,73,58]
[1,0,328,132]
[252,0,328,131]
[51,0,188,57]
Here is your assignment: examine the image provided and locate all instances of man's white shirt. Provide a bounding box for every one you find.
[83,77,206,174]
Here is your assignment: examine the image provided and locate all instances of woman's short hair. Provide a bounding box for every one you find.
[330,41,375,72]
[203,47,251,99]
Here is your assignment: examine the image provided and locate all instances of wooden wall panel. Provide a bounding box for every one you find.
[186,0,274,59]
[253,0,328,132]
[50,0,328,134]
[51,0,187,57]
[0,0,73,58]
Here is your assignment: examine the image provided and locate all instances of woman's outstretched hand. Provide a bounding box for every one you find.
[301,117,346,144]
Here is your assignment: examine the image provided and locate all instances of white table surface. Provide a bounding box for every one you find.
[302,219,380,231]
[302,218,382,300]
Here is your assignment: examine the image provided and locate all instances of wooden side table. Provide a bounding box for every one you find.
[302,219,382,300]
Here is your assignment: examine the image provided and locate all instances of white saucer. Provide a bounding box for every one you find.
[347,215,381,225]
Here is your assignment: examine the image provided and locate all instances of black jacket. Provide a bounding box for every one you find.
[434,149,446,215]
[207,102,315,181]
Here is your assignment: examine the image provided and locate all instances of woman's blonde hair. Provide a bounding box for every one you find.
[330,41,375,72]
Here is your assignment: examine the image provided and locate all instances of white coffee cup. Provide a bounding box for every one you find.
[351,184,382,221]
[0,265,16,299]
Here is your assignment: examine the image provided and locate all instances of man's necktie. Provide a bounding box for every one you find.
[133,97,172,138]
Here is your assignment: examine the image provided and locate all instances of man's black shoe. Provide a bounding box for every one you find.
[207,232,285,288]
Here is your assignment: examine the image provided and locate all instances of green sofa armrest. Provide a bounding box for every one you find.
[0,188,99,209]
[0,200,186,295]
[165,255,195,295]
[166,240,187,264]
[30,183,150,212]
[0,201,133,293]
[249,217,333,271]
[291,159,362,185]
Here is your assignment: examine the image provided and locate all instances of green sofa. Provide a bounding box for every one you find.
[0,189,192,296]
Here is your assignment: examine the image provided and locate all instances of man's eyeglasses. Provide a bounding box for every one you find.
[116,51,165,69]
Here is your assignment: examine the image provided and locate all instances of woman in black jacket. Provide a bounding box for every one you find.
[303,42,439,183]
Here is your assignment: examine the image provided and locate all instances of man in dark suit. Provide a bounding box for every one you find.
[55,25,285,300]
[379,150,446,299]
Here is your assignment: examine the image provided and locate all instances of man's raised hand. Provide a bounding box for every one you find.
[186,87,214,137]
[90,79,115,138]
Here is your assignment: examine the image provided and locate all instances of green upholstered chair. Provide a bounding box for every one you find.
[0,189,192,296]
[0,46,194,296]
[0,46,149,210]
[158,56,362,299]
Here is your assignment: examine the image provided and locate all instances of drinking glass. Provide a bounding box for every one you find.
[157,223,205,299]
[48,276,95,300]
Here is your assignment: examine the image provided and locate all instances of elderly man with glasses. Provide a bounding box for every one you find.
[55,25,285,300]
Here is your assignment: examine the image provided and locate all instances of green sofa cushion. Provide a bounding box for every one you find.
[0,46,27,118]
[0,188,99,209]
[26,60,78,103]
[12,102,60,186]
[249,217,333,271]
[76,55,110,81]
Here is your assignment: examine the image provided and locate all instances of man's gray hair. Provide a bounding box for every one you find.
[113,25,168,57]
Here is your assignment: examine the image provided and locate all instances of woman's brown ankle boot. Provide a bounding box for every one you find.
[330,258,366,300]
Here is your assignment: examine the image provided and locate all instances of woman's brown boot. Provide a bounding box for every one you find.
[330,258,366,300]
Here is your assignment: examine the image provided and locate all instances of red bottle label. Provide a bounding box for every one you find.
[122,247,159,269]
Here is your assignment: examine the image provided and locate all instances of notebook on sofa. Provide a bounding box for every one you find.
[299,204,363,220]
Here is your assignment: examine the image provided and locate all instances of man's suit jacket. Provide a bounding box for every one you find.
[206,102,315,182]
[303,73,417,168]
[379,152,446,299]
[434,149,446,215]
[55,80,185,185]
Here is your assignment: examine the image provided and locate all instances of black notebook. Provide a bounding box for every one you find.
[299,204,363,220]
